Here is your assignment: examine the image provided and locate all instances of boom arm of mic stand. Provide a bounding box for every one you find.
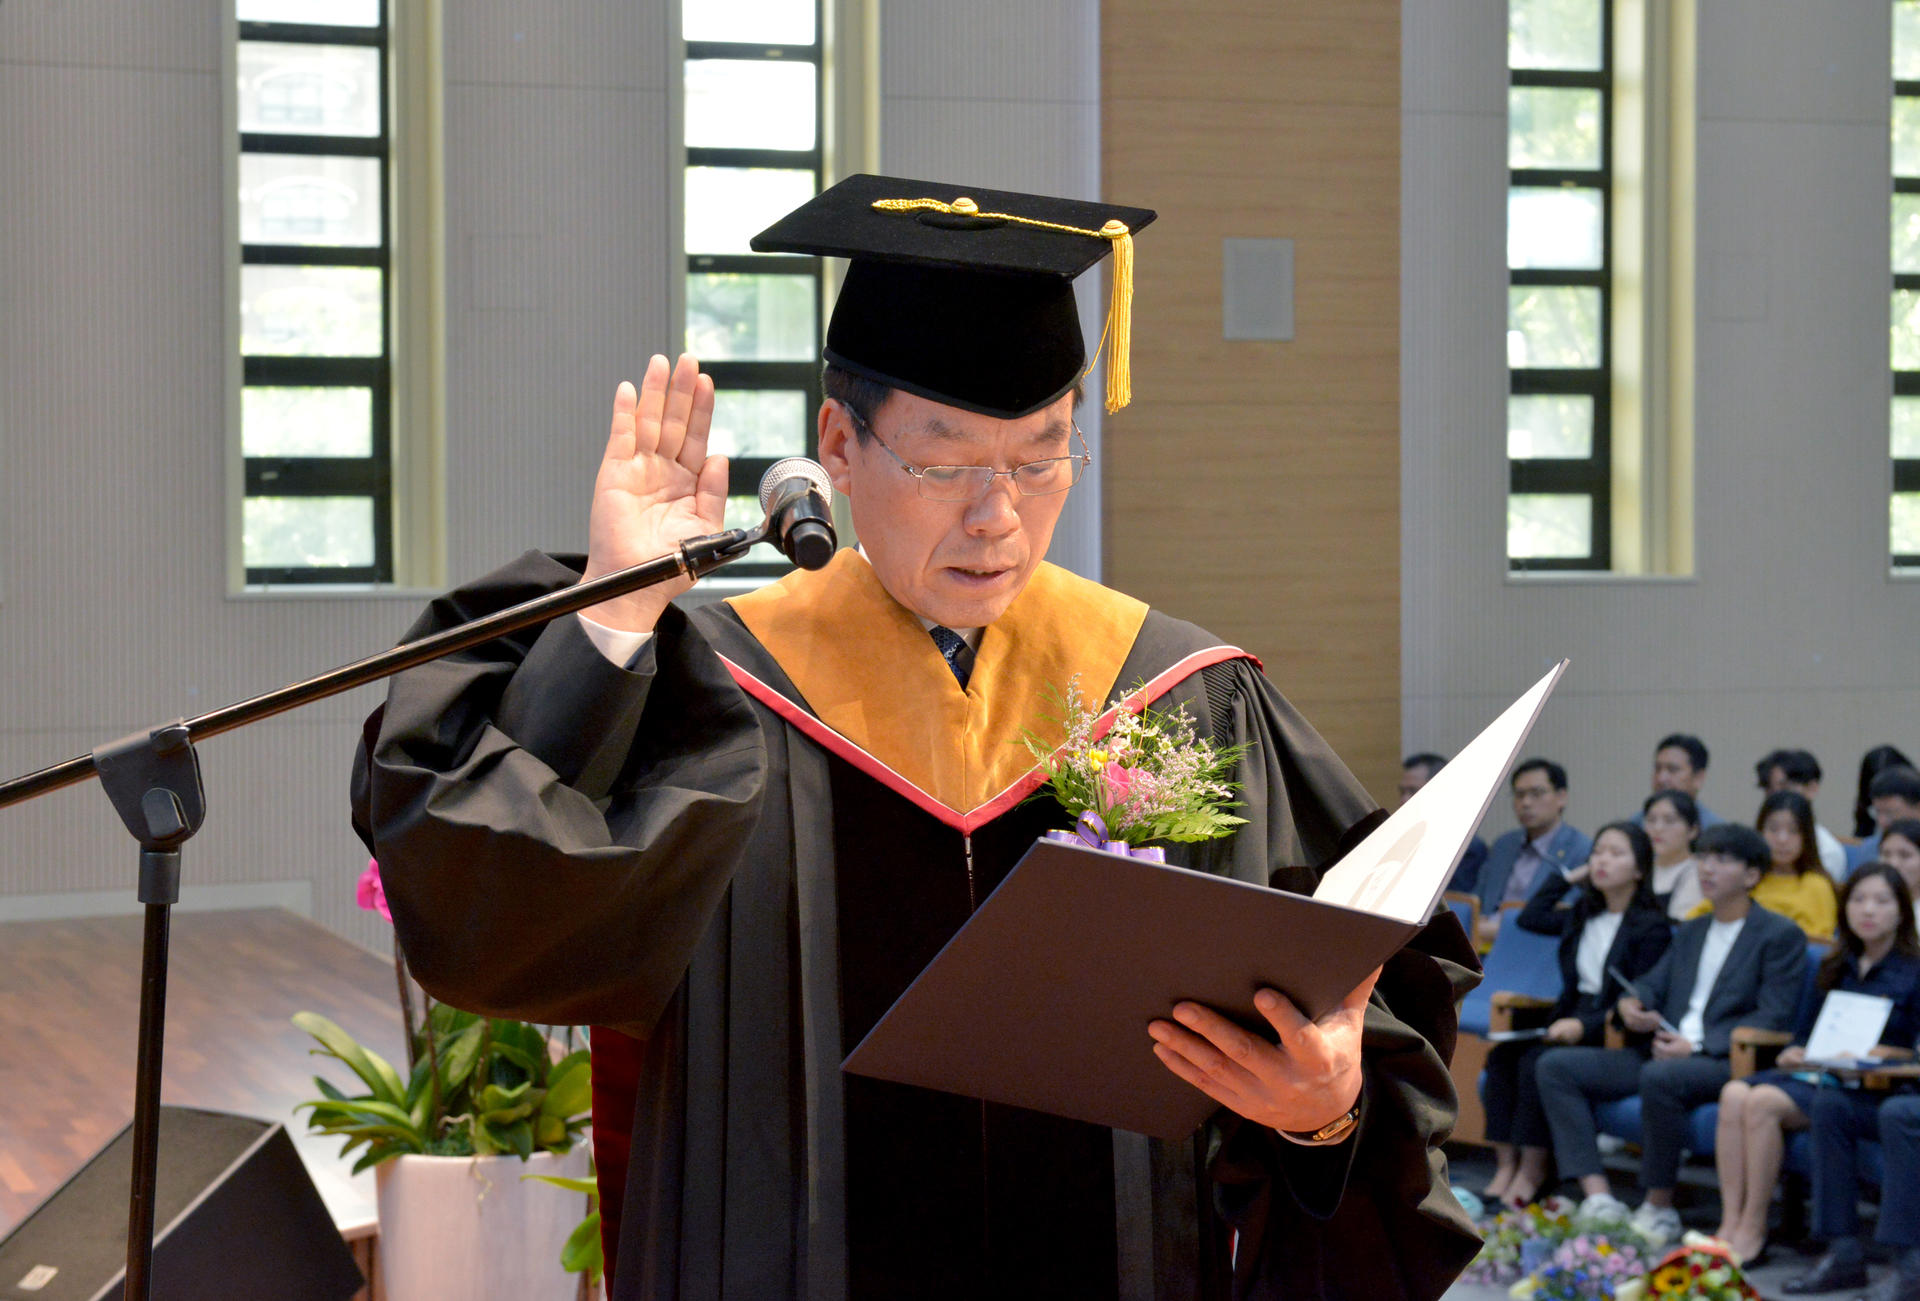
[0,525,765,811]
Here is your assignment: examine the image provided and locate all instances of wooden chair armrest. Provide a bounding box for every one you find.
[1488,993,1557,1035]
[1730,1027,1793,1080]
[1441,890,1481,940]
[1603,1019,1626,1050]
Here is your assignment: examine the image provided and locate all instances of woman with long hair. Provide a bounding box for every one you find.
[1643,790,1703,920]
[1856,745,1917,839]
[1880,818,1920,899]
[1482,822,1672,1208]
[1746,789,1838,940]
[1715,865,1920,1266]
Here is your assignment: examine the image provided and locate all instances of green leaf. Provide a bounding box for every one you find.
[503,1119,534,1159]
[535,1114,565,1148]
[541,1056,592,1122]
[478,1080,532,1114]
[559,1209,604,1279]
[520,1173,600,1198]
[292,1011,406,1105]
[350,1140,407,1175]
[437,1019,485,1092]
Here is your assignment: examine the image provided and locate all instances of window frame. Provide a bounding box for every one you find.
[1507,2,1616,572]
[1895,14,1920,568]
[683,18,827,581]
[235,11,397,586]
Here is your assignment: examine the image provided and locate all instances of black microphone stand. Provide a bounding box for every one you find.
[0,525,765,1300]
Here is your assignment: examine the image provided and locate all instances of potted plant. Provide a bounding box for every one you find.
[293,861,594,1299]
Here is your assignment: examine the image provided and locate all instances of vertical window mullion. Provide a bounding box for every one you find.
[1893,4,1920,566]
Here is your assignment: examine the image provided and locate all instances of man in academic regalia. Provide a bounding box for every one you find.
[353,175,1482,1300]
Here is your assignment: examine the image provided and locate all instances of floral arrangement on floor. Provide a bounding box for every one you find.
[1627,1234,1761,1300]
[1020,676,1250,848]
[1462,1197,1580,1286]
[1464,1197,1654,1294]
[1509,1232,1655,1300]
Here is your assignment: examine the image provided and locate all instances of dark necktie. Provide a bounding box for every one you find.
[928,625,973,689]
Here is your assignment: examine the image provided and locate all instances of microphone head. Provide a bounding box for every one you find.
[758,457,834,513]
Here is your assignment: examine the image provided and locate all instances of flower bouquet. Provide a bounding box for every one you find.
[1619,1233,1761,1300]
[1509,1232,1655,1300]
[1462,1197,1579,1287]
[1020,676,1250,853]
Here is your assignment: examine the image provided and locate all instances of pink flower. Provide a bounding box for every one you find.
[356,858,391,922]
[1105,762,1141,809]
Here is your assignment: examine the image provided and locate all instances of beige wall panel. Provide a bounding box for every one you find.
[1104,1,1401,801]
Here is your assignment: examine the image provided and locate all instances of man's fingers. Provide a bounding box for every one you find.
[1171,1003,1268,1070]
[606,380,638,461]
[679,372,716,474]
[1151,1042,1245,1114]
[694,454,730,530]
[656,353,701,465]
[1149,1022,1258,1102]
[634,354,670,457]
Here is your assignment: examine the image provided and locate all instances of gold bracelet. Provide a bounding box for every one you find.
[1279,1100,1361,1147]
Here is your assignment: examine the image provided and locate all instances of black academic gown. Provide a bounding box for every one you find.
[351,550,1482,1300]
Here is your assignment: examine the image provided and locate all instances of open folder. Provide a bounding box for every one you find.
[842,660,1570,1140]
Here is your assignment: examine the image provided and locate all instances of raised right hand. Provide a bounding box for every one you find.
[581,355,728,633]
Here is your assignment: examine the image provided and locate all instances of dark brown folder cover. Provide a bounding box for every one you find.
[841,840,1420,1140]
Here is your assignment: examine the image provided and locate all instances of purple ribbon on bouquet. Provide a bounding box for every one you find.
[1043,810,1166,862]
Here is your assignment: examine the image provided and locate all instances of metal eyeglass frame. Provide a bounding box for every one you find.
[839,402,1094,502]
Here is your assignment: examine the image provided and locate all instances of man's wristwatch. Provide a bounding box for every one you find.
[1279,1098,1361,1147]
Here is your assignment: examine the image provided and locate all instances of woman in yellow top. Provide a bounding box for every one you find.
[1688,789,1836,938]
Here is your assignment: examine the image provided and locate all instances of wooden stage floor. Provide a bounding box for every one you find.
[0,908,405,1239]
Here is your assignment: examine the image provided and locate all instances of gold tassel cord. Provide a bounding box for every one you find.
[871,196,1135,414]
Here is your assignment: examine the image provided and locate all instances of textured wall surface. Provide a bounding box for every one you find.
[1104,0,1403,802]
[0,0,1103,953]
[1402,0,1918,843]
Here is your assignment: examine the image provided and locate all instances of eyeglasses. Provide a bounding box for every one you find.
[842,404,1093,502]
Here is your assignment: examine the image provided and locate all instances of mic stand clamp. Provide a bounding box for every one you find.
[91,721,207,1300]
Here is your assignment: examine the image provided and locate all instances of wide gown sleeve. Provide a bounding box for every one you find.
[349,550,767,1035]
[1186,660,1484,1301]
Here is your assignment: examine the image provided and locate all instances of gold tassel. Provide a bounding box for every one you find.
[870,197,1138,412]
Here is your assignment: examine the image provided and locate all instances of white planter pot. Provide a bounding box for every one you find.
[374,1145,593,1301]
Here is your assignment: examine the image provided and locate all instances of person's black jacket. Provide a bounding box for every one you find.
[1517,872,1673,1044]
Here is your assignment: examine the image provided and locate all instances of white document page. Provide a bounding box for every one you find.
[1312,661,1567,925]
[1804,990,1895,1065]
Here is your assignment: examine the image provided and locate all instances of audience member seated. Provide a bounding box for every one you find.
[1631,732,1724,829]
[1715,790,1837,941]
[1534,824,1804,1247]
[1788,980,1920,1298]
[1404,750,1488,893]
[1483,822,1672,1209]
[1757,747,1848,880]
[1882,819,1920,899]
[1643,790,1705,921]
[1856,745,1918,839]
[1716,865,1920,1267]
[1854,767,1920,872]
[1473,758,1594,947]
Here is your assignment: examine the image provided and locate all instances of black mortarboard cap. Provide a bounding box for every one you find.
[750,173,1156,419]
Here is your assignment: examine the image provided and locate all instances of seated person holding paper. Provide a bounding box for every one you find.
[1717,863,1920,1267]
[353,177,1482,1300]
[1481,821,1671,1209]
[1534,824,1804,1247]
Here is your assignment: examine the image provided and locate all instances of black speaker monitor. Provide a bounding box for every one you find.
[0,1106,362,1301]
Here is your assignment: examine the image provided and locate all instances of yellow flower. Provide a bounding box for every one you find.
[1087,749,1108,765]
[1651,1265,1687,1293]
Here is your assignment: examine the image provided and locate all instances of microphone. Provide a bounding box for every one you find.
[758,457,837,570]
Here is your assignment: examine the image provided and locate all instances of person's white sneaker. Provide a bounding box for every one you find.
[1577,1191,1630,1223]
[1631,1201,1683,1247]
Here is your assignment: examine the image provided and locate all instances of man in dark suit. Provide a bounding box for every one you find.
[1788,1092,1920,1298]
[1533,823,1804,1246]
[1473,758,1593,945]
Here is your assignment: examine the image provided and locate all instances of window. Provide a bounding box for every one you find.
[682,0,826,575]
[1894,0,1920,566]
[1506,0,1613,569]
